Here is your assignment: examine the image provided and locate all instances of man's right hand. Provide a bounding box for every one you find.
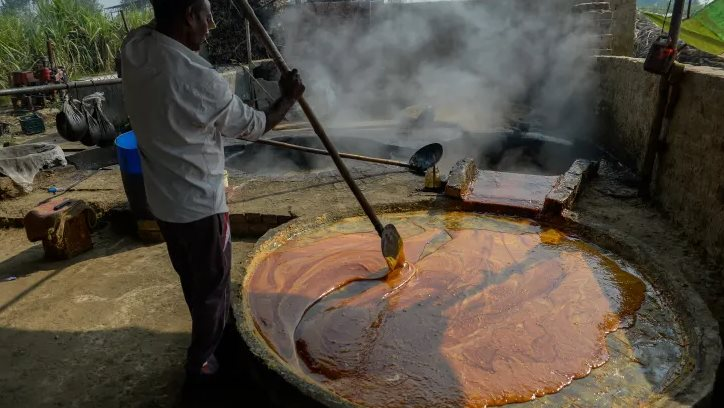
[261,68,305,133]
[279,69,305,101]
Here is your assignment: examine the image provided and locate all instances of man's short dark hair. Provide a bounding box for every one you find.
[150,0,203,26]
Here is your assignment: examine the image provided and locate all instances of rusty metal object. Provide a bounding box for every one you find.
[24,198,95,260]
[0,78,121,98]
[640,63,686,196]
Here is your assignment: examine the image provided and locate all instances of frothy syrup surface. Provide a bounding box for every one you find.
[247,213,645,407]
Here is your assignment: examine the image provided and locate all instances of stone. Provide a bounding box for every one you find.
[444,158,477,199]
[543,159,598,216]
[463,170,561,217]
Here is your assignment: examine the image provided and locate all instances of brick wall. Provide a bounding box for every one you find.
[595,56,724,262]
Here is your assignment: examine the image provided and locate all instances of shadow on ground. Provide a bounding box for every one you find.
[0,317,322,408]
[0,225,321,407]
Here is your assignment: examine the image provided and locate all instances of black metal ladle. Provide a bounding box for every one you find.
[254,138,443,175]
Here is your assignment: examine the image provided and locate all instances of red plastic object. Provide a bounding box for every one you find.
[39,67,52,82]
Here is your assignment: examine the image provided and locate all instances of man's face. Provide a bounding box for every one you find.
[186,0,215,51]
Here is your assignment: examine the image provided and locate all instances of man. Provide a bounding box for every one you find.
[120,0,304,385]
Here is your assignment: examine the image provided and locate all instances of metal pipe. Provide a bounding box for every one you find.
[0,78,122,97]
[639,76,670,195]
[668,0,686,49]
[640,0,687,196]
[120,9,130,33]
[46,40,56,68]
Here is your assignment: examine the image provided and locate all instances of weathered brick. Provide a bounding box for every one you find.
[543,160,597,216]
[444,158,477,199]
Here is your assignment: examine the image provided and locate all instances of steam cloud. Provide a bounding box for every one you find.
[261,0,600,173]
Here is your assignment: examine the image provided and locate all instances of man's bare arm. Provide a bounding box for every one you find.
[263,95,296,133]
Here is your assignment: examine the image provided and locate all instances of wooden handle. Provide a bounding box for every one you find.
[239,0,385,235]
[255,139,411,169]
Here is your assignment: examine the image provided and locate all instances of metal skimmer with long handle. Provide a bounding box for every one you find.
[236,0,405,272]
[253,139,443,175]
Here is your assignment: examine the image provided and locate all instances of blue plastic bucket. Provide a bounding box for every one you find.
[115,130,142,175]
[115,131,152,219]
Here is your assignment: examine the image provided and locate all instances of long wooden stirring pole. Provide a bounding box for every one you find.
[236,0,405,270]
[254,138,416,170]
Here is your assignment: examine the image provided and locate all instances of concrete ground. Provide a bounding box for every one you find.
[0,158,722,407]
[0,163,429,408]
[0,224,325,408]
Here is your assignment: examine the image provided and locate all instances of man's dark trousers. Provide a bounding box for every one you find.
[157,212,231,375]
